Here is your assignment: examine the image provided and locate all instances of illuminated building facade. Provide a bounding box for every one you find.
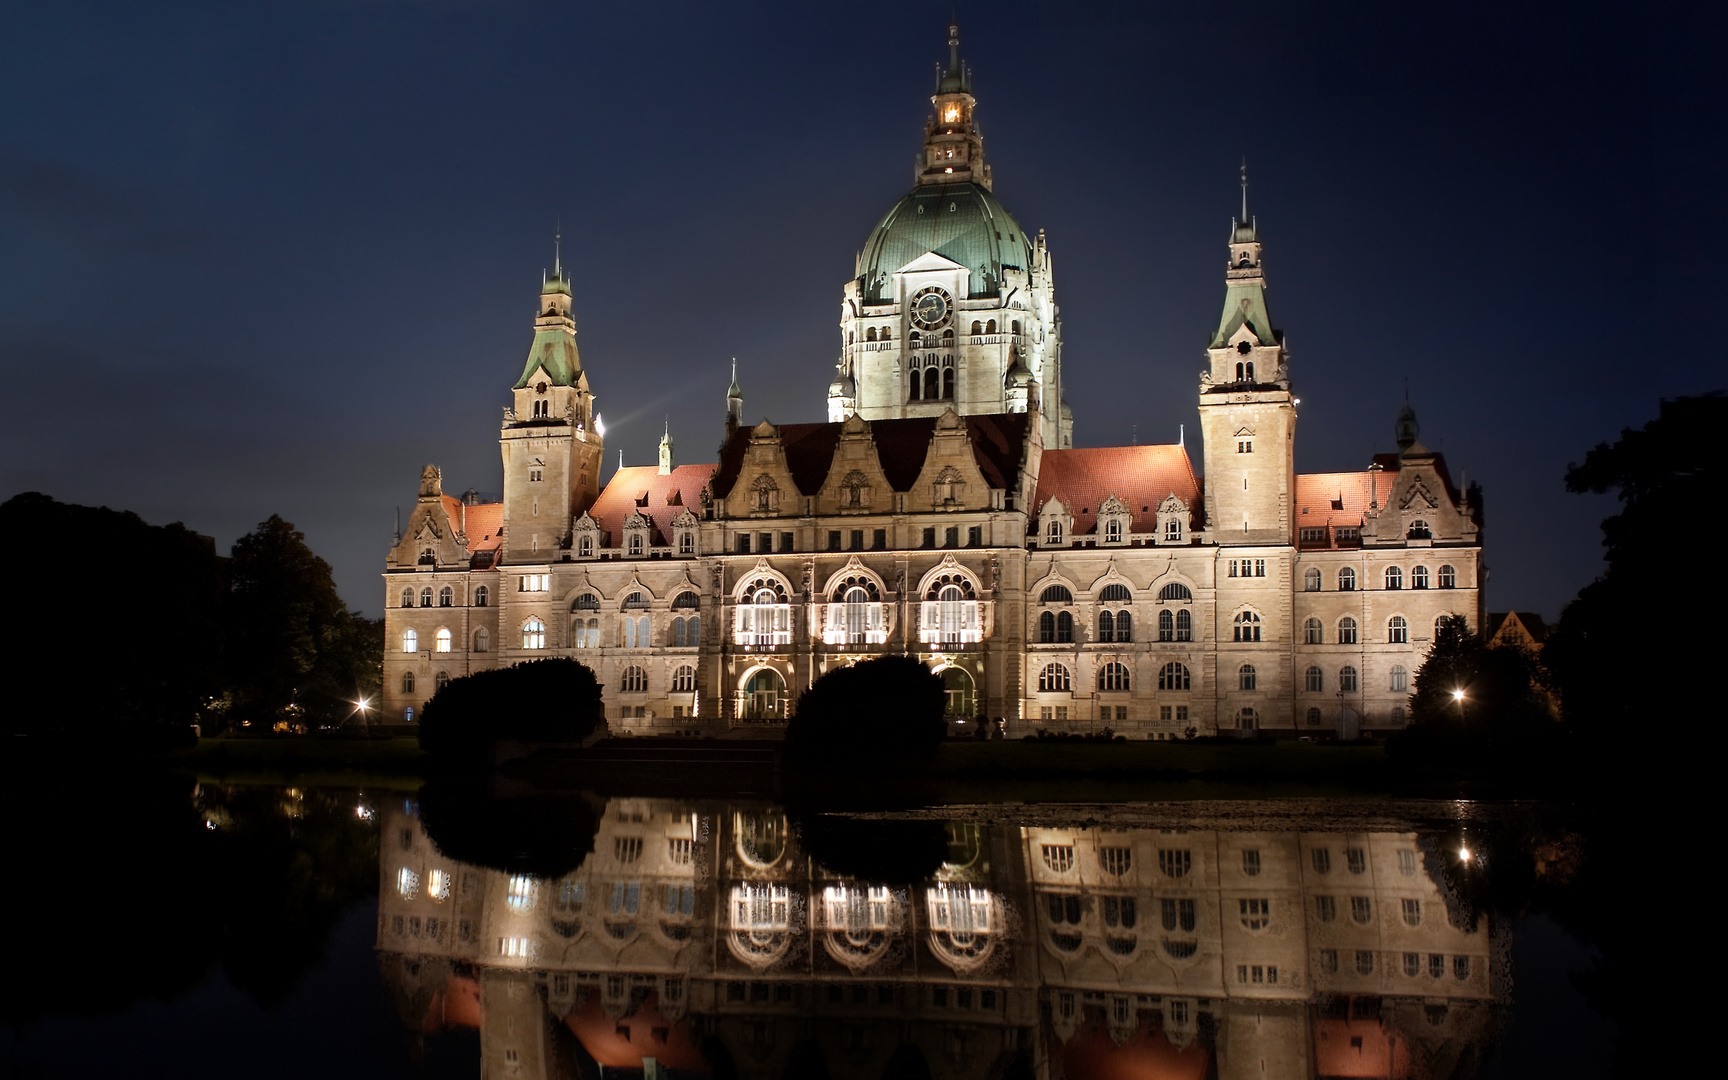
[380,25,1484,738]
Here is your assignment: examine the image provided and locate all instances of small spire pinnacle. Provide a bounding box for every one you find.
[618,449,624,470]
[948,21,960,72]
[553,219,562,278]
[1239,159,1249,224]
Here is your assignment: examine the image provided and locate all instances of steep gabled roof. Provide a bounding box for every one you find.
[1033,445,1201,535]
[1294,469,1392,528]
[588,465,713,547]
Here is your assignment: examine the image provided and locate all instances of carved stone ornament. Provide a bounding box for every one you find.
[419,464,442,499]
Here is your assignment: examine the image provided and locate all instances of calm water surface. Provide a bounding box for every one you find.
[1,777,1615,1079]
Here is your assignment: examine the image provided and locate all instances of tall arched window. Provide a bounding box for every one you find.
[909,369,922,401]
[1158,663,1191,691]
[1385,566,1403,590]
[1389,665,1408,692]
[439,586,453,607]
[1306,666,1323,692]
[1175,609,1191,641]
[1039,611,1056,643]
[1388,616,1409,644]
[1233,611,1262,643]
[1098,610,1115,642]
[672,665,696,692]
[1438,564,1457,588]
[1412,566,1430,589]
[573,618,599,648]
[1304,617,1322,644]
[522,618,546,649]
[970,320,982,335]
[942,368,955,399]
[401,671,415,693]
[1339,617,1358,645]
[672,616,687,647]
[473,627,490,652]
[474,585,489,608]
[1339,568,1357,591]
[924,368,940,400]
[1239,664,1257,691]
[1158,610,1174,641]
[845,586,872,644]
[434,671,450,692]
[986,319,997,333]
[1115,611,1133,642]
[1339,666,1359,692]
[743,668,786,720]
[1038,664,1071,692]
[737,581,792,647]
[1098,663,1130,692]
[434,628,452,653]
[1304,567,1321,591]
[420,587,434,607]
[1055,610,1074,644]
[402,628,418,653]
[400,588,414,608]
[623,614,651,648]
[620,666,648,693]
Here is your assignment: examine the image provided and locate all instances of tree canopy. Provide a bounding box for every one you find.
[784,655,947,765]
[417,657,605,759]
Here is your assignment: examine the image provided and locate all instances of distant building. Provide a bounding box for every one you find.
[381,25,1484,738]
[1485,612,1548,653]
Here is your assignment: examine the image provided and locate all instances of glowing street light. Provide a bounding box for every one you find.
[1451,689,1465,701]
[1459,846,1471,862]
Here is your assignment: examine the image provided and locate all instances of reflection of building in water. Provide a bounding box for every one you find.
[378,801,1499,1078]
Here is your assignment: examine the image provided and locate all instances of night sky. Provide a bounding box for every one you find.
[1,2,1716,618]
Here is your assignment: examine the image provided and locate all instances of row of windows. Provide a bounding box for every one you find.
[1304,565,1458,591]
[1040,583,1192,605]
[570,590,700,613]
[1316,950,1471,980]
[1038,661,1204,693]
[733,526,983,555]
[575,531,699,559]
[859,319,1022,343]
[400,585,489,608]
[1303,615,1451,644]
[401,627,492,654]
[1043,518,1184,546]
[1305,664,1409,693]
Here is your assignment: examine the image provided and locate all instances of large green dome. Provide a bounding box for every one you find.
[858,182,1033,304]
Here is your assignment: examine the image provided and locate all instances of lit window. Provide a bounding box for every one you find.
[1339,666,1358,692]
[735,579,792,648]
[428,869,451,900]
[1239,664,1257,691]
[1338,617,1357,644]
[1438,564,1457,588]
[397,867,420,898]
[1397,850,1418,875]
[1339,567,1356,591]
[622,614,650,648]
[1388,616,1408,643]
[1038,664,1071,693]
[522,618,546,649]
[506,875,536,913]
[1385,566,1403,590]
[402,628,418,653]
[435,628,452,653]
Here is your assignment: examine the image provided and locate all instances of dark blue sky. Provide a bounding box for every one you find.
[1,1,1716,617]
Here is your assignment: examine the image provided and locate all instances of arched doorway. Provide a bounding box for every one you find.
[742,668,785,721]
[939,666,976,718]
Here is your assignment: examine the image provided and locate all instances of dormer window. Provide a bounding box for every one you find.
[678,531,695,555]
[1045,519,1063,546]
[1104,519,1122,543]
[628,534,644,557]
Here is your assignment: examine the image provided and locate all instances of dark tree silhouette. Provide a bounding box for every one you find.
[784,655,946,766]
[417,657,604,759]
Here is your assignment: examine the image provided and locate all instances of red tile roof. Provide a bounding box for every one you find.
[454,500,504,552]
[587,464,714,546]
[1033,445,1201,534]
[1294,468,1398,528]
[711,413,1031,498]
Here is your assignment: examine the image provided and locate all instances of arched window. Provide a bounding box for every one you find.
[1339,666,1359,692]
[1305,666,1323,692]
[1041,584,1073,604]
[970,320,982,334]
[1104,518,1122,543]
[1438,564,1457,588]
[672,591,700,610]
[1115,611,1133,642]
[738,580,792,647]
[434,628,452,653]
[439,586,453,607]
[1238,707,1258,730]
[1436,615,1450,639]
[1098,610,1115,642]
[1306,707,1323,726]
[573,592,601,612]
[1408,519,1432,540]
[1038,664,1071,693]
[434,671,450,692]
[1304,567,1321,591]
[909,369,922,401]
[1158,610,1174,641]
[522,618,546,649]
[420,587,433,607]
[1239,664,1257,691]
[866,326,877,342]
[473,627,490,652]
[1339,617,1358,645]
[1390,665,1408,692]
[924,368,940,400]
[623,614,650,648]
[672,616,688,647]
[1388,616,1409,644]
[941,666,976,717]
[1158,582,1193,601]
[573,618,600,648]
[942,368,955,399]
[1100,583,1131,603]
[1045,520,1064,546]
[1412,566,1430,589]
[1339,568,1357,591]
[474,585,489,608]
[743,668,785,719]
[1055,610,1074,643]
[1232,611,1262,643]
[400,588,414,608]
[620,666,648,693]
[1038,610,1056,643]
[1011,319,1021,335]
[1158,663,1191,691]
[402,628,418,653]
[401,671,415,693]
[1099,663,1130,691]
[622,591,650,610]
[672,665,696,692]
[1175,609,1191,641]
[1304,617,1322,644]
[986,319,997,333]
[844,586,872,644]
[1385,566,1403,590]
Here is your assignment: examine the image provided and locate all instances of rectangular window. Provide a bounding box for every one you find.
[1347,847,1367,874]
[922,527,937,548]
[1312,848,1332,874]
[1401,898,1422,926]
[1238,440,1252,453]
[760,532,773,553]
[945,526,960,548]
[781,532,795,552]
[1228,559,1239,577]
[1397,850,1418,876]
[1160,705,1172,721]
[1351,896,1372,923]
[850,529,864,551]
[967,525,982,547]
[1356,950,1375,975]
[828,530,841,551]
[1157,850,1192,878]
[1254,559,1266,577]
[872,528,886,550]
[736,534,750,554]
[1299,527,1325,542]
[1242,849,1262,876]
[1176,705,1188,722]
[1316,895,1336,922]
[1055,706,1068,721]
[1040,706,1053,721]
[1115,706,1128,721]
[1404,952,1422,977]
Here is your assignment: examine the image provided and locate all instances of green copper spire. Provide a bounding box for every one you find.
[1210,162,1279,349]
[514,226,582,388]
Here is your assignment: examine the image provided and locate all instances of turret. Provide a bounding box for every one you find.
[726,358,744,436]
[658,420,675,475]
[916,23,991,190]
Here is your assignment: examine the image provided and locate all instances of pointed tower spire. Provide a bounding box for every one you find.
[725,358,744,436]
[1239,159,1249,225]
[658,418,675,474]
[1211,164,1275,351]
[553,219,562,279]
[918,22,990,189]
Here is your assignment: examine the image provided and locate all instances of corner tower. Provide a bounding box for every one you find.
[1197,168,1295,545]
[499,234,603,563]
[834,24,1069,448]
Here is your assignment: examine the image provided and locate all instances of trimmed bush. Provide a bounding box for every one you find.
[418,658,604,759]
[784,655,946,764]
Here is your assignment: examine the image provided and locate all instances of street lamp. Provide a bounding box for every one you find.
[1452,688,1466,724]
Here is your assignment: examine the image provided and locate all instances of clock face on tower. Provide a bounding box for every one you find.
[910,287,951,330]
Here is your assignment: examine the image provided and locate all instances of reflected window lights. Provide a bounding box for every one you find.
[427,870,451,901]
[1041,844,1075,873]
[397,867,420,898]
[506,875,536,913]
